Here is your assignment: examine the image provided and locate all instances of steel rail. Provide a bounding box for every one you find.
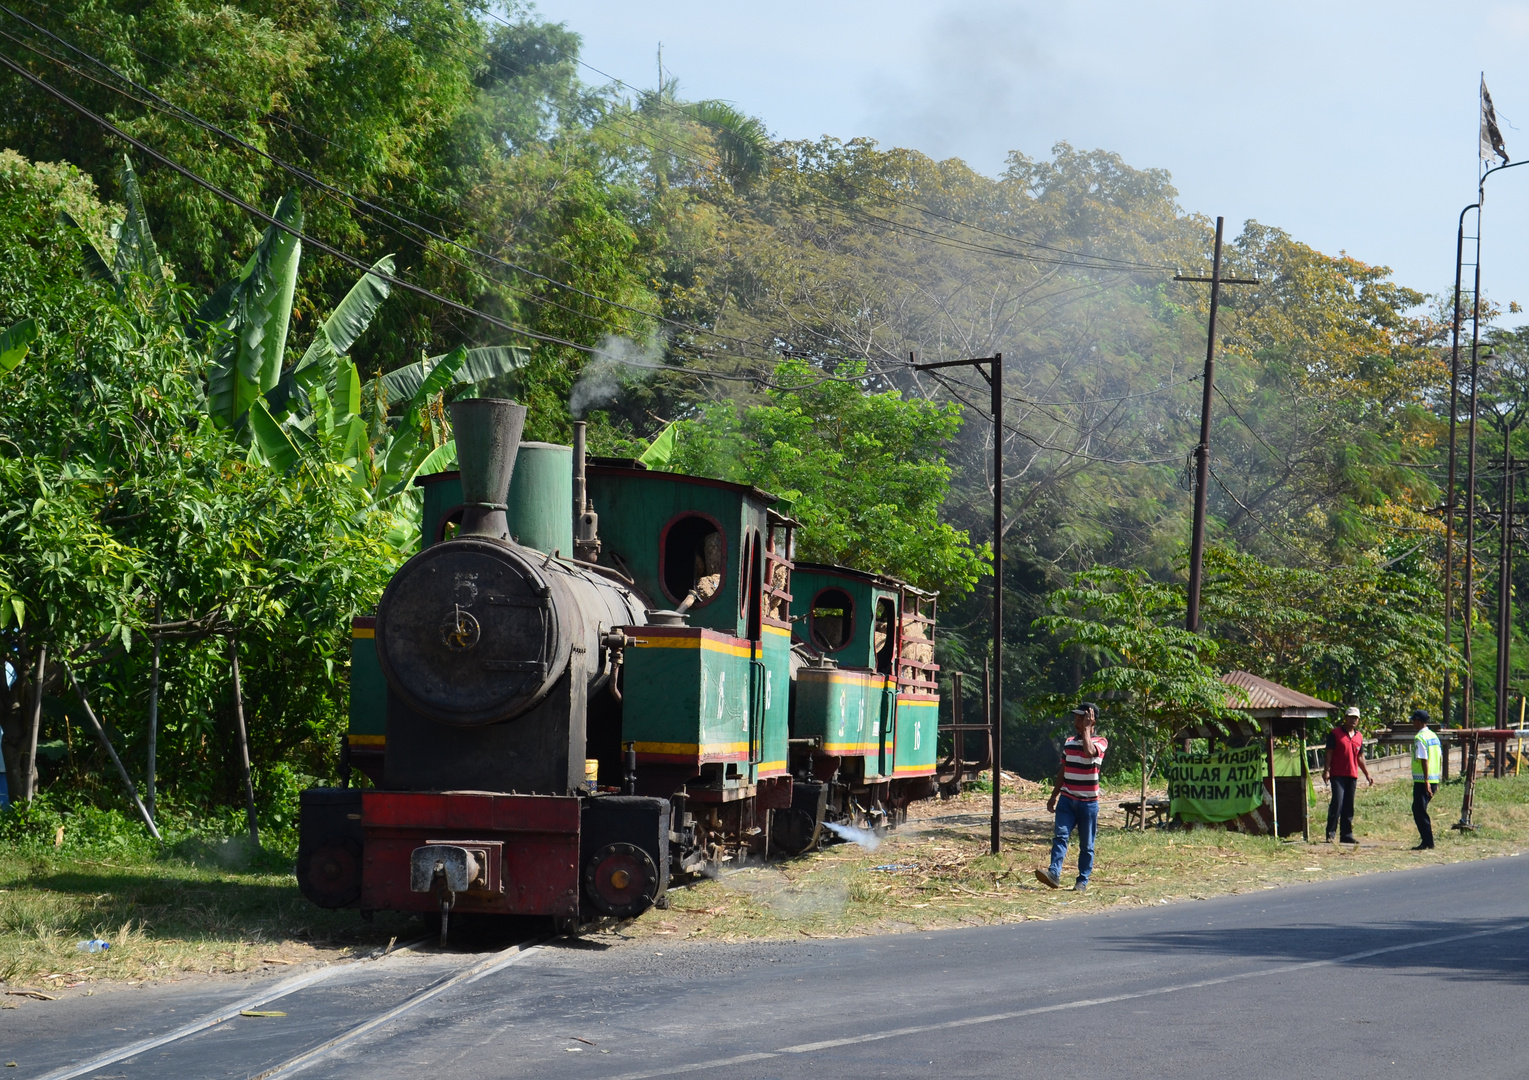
[32,936,434,1080]
[249,936,549,1080]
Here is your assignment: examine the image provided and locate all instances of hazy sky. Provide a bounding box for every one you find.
[531,0,1529,323]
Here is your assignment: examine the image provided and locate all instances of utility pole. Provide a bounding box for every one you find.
[915,353,1004,854]
[1175,216,1260,632]
[1498,446,1510,722]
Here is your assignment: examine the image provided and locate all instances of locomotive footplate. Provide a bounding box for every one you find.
[360,791,581,917]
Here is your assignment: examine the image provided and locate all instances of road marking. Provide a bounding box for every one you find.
[250,937,548,1079]
[602,921,1529,1080]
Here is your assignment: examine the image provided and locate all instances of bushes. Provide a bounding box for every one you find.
[0,151,393,847]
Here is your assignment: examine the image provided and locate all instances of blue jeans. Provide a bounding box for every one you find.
[1049,794,1099,885]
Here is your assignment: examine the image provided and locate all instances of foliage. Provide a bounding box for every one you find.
[0,149,394,824]
[1199,546,1455,728]
[0,317,35,374]
[1035,567,1240,762]
[0,0,658,419]
[669,358,988,594]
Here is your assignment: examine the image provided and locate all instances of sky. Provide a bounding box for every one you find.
[530,0,1529,324]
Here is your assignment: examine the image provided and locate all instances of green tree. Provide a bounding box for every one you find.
[668,357,988,595]
[1198,546,1452,725]
[0,148,393,830]
[1036,567,1241,824]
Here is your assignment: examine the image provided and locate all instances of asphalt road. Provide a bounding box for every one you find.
[6,855,1529,1080]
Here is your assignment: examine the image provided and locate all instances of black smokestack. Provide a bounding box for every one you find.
[448,397,526,539]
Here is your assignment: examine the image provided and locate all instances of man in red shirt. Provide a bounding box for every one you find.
[1322,706,1373,844]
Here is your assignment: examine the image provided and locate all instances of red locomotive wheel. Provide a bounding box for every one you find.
[297,837,362,909]
[583,842,658,918]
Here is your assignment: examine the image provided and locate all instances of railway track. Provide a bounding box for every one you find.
[31,935,548,1080]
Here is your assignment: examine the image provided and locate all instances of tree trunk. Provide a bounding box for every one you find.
[1139,734,1149,831]
[229,637,260,848]
[22,644,45,801]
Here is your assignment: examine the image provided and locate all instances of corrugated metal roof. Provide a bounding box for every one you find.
[1220,670,1335,712]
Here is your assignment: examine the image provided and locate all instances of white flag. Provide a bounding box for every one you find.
[1482,76,1509,164]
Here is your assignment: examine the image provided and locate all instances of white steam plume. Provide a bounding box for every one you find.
[568,333,668,419]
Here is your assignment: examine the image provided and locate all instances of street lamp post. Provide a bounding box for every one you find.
[1445,158,1529,729]
[915,353,1005,854]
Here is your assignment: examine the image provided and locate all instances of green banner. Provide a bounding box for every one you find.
[1166,743,1267,823]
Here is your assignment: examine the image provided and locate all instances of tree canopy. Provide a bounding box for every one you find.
[0,0,1488,826]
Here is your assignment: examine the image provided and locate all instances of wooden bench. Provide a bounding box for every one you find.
[1119,799,1172,829]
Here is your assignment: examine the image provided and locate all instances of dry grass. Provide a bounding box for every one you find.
[0,848,418,995]
[6,771,1527,991]
[605,771,1529,946]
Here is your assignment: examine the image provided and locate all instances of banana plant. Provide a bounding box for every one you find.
[60,156,167,301]
[199,192,304,428]
[638,421,678,469]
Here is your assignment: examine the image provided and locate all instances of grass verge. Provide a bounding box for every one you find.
[0,833,418,995]
[5,771,1526,989]
[606,771,1529,946]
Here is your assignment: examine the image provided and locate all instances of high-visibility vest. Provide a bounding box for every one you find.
[1413,727,1442,783]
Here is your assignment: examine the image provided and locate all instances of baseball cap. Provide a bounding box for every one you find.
[1345,706,1361,718]
[1072,702,1098,718]
[1411,708,1431,724]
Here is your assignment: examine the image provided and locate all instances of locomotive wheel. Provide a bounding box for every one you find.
[770,808,821,856]
[583,843,658,918]
[297,836,362,908]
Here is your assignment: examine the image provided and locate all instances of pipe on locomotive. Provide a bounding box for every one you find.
[572,420,602,562]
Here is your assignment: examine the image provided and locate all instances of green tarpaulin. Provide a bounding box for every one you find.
[1166,743,1269,823]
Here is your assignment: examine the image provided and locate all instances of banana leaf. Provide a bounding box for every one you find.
[113,155,165,289]
[58,211,119,291]
[0,318,37,373]
[246,398,302,474]
[638,422,678,469]
[263,256,394,419]
[379,345,528,403]
[206,192,303,428]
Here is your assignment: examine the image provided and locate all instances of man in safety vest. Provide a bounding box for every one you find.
[1411,708,1442,850]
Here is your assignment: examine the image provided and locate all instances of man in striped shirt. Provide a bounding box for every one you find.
[1036,703,1108,892]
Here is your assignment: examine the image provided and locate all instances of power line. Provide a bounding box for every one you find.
[918,366,1178,467]
[0,47,605,353]
[0,4,786,358]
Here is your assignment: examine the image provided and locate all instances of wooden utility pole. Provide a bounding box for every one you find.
[1176,217,1259,632]
[915,353,1004,853]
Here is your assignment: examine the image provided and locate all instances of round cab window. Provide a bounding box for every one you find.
[663,514,725,607]
[811,588,853,651]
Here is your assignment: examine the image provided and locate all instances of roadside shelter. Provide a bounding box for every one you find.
[1172,672,1334,839]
